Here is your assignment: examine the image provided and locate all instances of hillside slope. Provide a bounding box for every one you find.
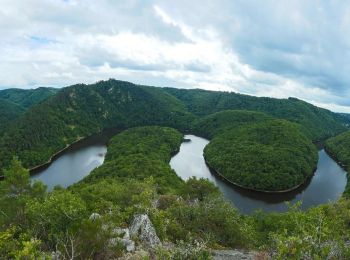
[164,88,347,141]
[0,99,25,132]
[0,80,194,171]
[325,131,350,197]
[0,87,58,109]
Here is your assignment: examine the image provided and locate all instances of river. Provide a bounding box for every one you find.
[170,135,347,214]
[31,133,347,214]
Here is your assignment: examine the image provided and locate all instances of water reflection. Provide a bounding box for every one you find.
[170,135,347,214]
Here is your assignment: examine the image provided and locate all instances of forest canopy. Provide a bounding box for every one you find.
[204,119,318,192]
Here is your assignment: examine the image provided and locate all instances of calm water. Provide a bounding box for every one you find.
[30,129,119,190]
[170,135,348,214]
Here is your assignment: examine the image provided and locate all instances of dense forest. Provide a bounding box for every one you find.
[0,80,194,172]
[204,119,318,191]
[1,79,350,258]
[0,87,58,133]
[0,87,58,109]
[164,88,347,141]
[1,126,350,258]
[0,79,347,176]
[0,99,24,132]
[192,110,273,139]
[325,130,350,197]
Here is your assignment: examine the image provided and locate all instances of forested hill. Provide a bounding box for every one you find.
[0,87,58,109]
[0,79,348,173]
[0,87,58,131]
[0,99,25,132]
[164,88,347,141]
[0,80,194,171]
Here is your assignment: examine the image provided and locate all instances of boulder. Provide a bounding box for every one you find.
[130,214,161,249]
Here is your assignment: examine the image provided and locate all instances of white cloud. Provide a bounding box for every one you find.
[0,0,349,112]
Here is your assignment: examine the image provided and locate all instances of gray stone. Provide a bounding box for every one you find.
[89,212,101,221]
[109,237,136,252]
[129,214,161,249]
[112,227,130,240]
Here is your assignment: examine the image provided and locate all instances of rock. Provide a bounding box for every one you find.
[51,250,62,260]
[129,214,161,249]
[89,212,101,221]
[109,237,136,252]
[212,250,264,260]
[112,227,130,240]
[109,228,135,252]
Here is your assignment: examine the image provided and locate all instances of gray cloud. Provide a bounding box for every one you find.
[0,0,350,112]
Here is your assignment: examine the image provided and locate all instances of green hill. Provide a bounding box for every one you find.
[0,87,58,132]
[164,88,347,141]
[0,80,195,171]
[0,99,25,132]
[325,131,350,197]
[204,119,318,192]
[192,110,273,139]
[0,87,58,109]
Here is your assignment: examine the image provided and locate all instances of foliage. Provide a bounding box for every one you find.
[81,126,185,194]
[0,158,46,228]
[0,99,25,133]
[165,87,347,141]
[252,200,350,259]
[0,80,195,173]
[1,155,350,258]
[325,130,350,197]
[192,109,273,139]
[204,120,318,191]
[0,87,58,109]
[0,87,58,134]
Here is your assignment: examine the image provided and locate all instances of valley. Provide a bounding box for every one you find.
[1,79,350,258]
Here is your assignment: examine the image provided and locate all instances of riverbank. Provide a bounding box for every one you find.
[204,159,316,194]
[324,146,350,197]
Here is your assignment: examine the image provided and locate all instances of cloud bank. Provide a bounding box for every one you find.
[1,0,350,112]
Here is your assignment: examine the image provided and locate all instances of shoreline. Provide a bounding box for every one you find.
[29,137,85,173]
[204,159,312,194]
[0,128,123,180]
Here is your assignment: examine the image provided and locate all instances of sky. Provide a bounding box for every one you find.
[1,0,350,112]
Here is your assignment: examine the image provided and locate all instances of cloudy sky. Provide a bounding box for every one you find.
[1,0,350,112]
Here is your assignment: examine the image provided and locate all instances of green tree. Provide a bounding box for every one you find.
[0,157,46,228]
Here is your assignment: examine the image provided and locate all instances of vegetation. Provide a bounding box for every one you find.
[325,130,350,197]
[80,126,185,194]
[0,80,195,173]
[1,80,350,258]
[165,88,347,141]
[0,87,58,133]
[204,120,318,191]
[0,79,348,175]
[192,110,273,139]
[1,151,350,258]
[0,99,24,132]
[0,87,58,109]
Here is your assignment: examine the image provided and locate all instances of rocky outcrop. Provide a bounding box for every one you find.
[110,228,135,252]
[88,213,160,253]
[129,214,161,249]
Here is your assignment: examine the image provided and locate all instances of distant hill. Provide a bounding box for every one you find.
[0,87,58,131]
[0,99,25,132]
[164,88,347,141]
[0,87,58,109]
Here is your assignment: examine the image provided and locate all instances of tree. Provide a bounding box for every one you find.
[0,157,46,227]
